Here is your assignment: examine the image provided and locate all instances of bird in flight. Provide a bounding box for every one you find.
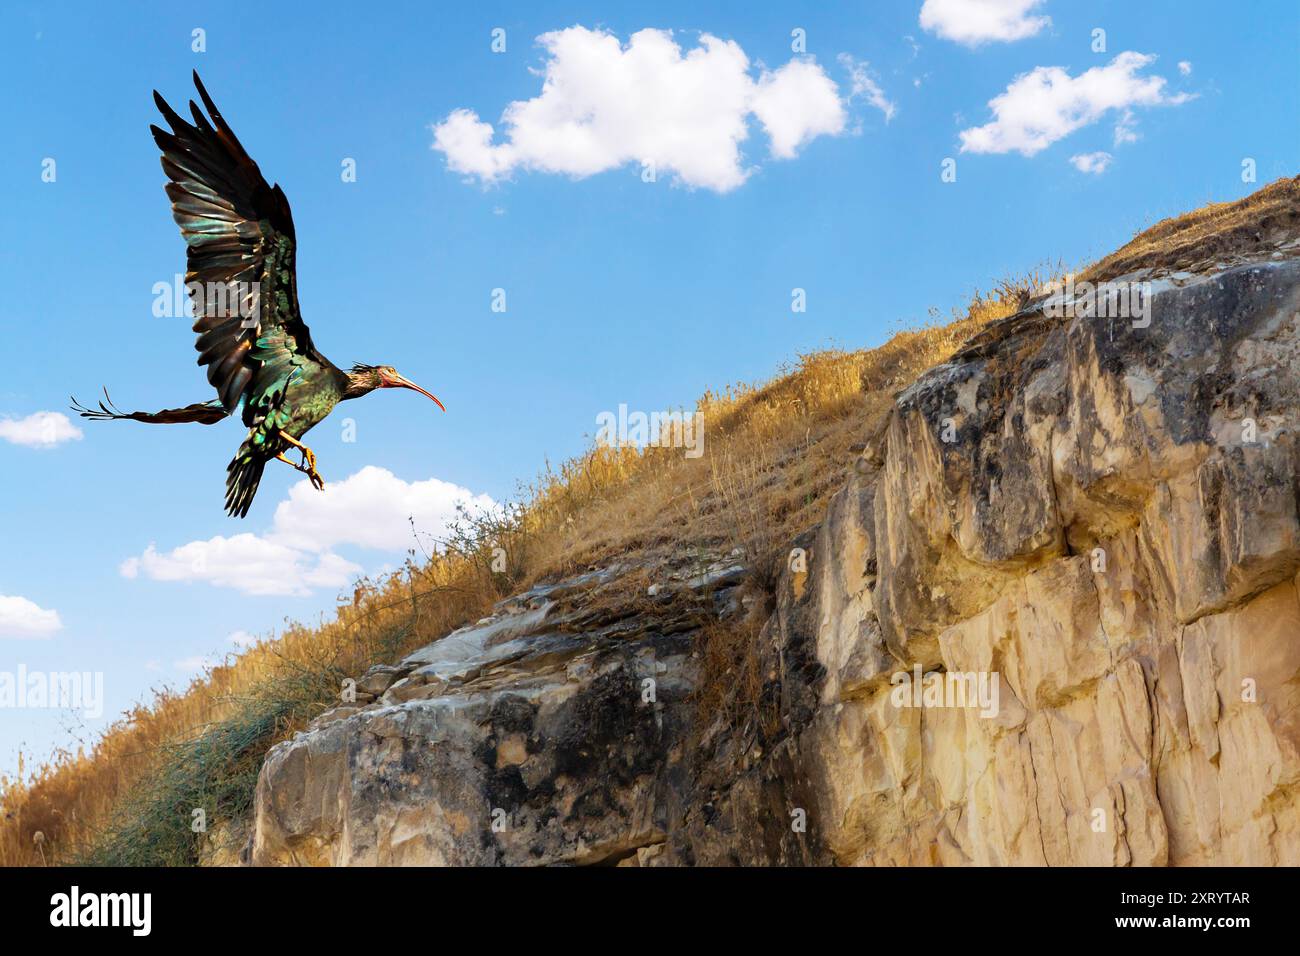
[73,71,444,517]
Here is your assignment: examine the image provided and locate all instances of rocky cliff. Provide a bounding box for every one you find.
[247,207,1300,866]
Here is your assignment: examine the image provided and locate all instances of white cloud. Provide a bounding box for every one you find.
[269,465,496,552]
[434,110,516,180]
[920,0,1050,46]
[1178,60,1192,76]
[1070,151,1113,174]
[0,595,62,638]
[120,467,494,597]
[120,535,361,597]
[0,412,82,449]
[752,58,849,157]
[838,54,897,123]
[959,52,1193,156]
[432,26,847,192]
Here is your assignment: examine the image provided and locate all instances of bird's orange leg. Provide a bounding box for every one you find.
[273,451,308,472]
[277,431,325,490]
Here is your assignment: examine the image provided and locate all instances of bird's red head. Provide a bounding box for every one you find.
[376,366,446,411]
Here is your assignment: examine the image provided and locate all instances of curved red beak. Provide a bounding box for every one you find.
[388,372,445,412]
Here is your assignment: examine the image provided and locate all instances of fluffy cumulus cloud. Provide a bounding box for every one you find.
[0,594,62,638]
[959,52,1192,156]
[432,26,848,192]
[1070,151,1113,174]
[920,0,1050,46]
[269,466,495,552]
[0,411,82,449]
[751,57,848,158]
[120,466,495,597]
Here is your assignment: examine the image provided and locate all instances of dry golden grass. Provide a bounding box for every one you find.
[5,180,1291,866]
[1085,175,1300,282]
[522,287,1033,586]
[694,617,769,733]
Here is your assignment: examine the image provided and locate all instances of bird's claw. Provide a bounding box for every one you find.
[292,447,323,490]
[275,447,326,490]
[295,453,324,491]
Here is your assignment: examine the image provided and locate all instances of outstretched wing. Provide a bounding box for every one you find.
[152,71,330,421]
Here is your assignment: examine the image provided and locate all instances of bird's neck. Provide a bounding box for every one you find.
[342,369,381,400]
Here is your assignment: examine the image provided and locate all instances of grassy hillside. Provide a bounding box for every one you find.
[3,177,1295,866]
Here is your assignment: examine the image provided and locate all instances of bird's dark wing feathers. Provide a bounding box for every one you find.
[152,71,326,418]
[70,390,228,425]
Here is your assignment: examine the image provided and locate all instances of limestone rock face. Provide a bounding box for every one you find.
[801,258,1300,867]
[249,255,1300,866]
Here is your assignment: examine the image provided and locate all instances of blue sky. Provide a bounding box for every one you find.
[1,0,1295,778]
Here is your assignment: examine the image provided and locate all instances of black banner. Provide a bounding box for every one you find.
[0,866,1279,942]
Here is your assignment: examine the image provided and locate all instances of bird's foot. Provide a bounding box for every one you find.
[298,446,324,490]
[275,432,325,493]
[275,451,326,491]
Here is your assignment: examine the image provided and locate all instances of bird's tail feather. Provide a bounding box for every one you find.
[225,444,266,519]
[71,389,228,425]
